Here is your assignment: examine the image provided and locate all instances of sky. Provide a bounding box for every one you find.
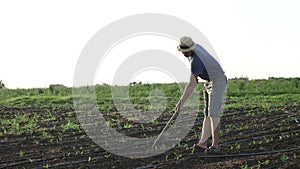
[1,0,300,88]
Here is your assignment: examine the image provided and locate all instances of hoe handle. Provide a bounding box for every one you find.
[151,111,179,148]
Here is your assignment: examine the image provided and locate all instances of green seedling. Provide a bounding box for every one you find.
[43,164,49,169]
[140,124,145,131]
[124,122,133,129]
[19,150,24,157]
[104,154,111,159]
[42,131,51,139]
[281,154,288,162]
[173,152,182,161]
[165,154,169,161]
[239,163,248,169]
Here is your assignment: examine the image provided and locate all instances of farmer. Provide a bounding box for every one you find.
[175,36,227,153]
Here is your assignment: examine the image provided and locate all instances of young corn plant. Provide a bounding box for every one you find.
[43,164,49,169]
[124,121,133,129]
[104,154,111,159]
[173,152,182,161]
[257,160,262,169]
[239,163,249,169]
[19,150,25,158]
[264,160,270,165]
[190,147,195,154]
[159,144,166,150]
[42,131,49,139]
[281,154,288,163]
[140,124,145,131]
[61,119,79,132]
[151,117,158,125]
[165,154,169,161]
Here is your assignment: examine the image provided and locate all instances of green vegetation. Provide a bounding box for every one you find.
[1,77,299,137]
[0,77,299,108]
[0,77,299,168]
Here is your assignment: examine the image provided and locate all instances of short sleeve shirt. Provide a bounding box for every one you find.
[190,53,210,80]
[192,44,225,80]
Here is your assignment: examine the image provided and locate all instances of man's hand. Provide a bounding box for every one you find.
[175,100,183,112]
[175,74,198,112]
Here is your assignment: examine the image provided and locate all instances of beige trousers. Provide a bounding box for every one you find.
[198,75,226,145]
[203,75,227,117]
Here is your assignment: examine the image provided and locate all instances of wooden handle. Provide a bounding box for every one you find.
[151,111,179,148]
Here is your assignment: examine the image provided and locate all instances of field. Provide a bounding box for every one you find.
[0,78,300,169]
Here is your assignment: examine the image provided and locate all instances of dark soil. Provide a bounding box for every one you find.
[0,104,299,169]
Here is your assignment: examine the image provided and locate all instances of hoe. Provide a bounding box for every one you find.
[151,110,179,149]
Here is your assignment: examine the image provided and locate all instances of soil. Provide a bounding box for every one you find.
[0,104,299,169]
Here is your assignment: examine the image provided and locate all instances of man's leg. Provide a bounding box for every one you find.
[208,75,226,150]
[197,82,211,148]
[210,117,221,148]
[197,116,211,148]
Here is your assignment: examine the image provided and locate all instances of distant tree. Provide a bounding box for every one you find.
[49,84,66,94]
[49,84,66,88]
[0,80,5,89]
[130,82,137,86]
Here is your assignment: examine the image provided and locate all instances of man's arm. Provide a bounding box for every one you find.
[176,74,198,111]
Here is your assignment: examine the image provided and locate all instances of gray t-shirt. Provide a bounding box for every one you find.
[189,54,210,80]
[191,44,224,80]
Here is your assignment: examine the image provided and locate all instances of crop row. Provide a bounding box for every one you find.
[1,102,299,168]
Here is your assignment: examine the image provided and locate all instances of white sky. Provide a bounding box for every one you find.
[1,0,300,88]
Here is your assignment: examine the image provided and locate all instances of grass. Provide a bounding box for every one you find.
[0,95,74,107]
[0,77,299,108]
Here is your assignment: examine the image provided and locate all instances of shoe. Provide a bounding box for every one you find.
[188,144,208,152]
[206,146,221,154]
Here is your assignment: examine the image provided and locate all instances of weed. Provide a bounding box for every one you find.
[105,120,112,127]
[119,137,126,143]
[264,160,270,165]
[257,160,262,168]
[165,154,169,161]
[19,150,24,157]
[191,147,195,154]
[104,154,111,159]
[140,124,145,131]
[42,131,51,139]
[173,152,182,161]
[239,163,248,169]
[61,119,79,132]
[43,164,49,169]
[151,117,158,125]
[281,154,288,162]
[159,144,166,150]
[235,143,241,150]
[264,136,273,143]
[124,121,133,129]
[11,119,21,134]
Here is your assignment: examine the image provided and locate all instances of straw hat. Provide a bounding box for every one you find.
[177,36,196,52]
